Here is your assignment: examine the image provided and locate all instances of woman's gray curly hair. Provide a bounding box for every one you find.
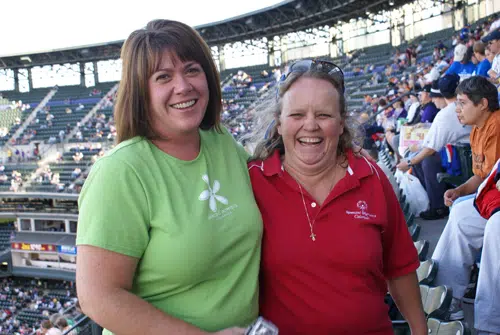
[245,68,361,163]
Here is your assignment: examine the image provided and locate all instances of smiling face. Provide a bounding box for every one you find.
[279,76,344,173]
[148,50,209,139]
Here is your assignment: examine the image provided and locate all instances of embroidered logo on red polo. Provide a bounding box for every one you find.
[346,200,377,220]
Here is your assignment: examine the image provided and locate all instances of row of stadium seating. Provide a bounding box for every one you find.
[377,150,469,335]
[0,23,472,195]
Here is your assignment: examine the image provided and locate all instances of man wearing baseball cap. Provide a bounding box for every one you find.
[418,84,439,123]
[397,74,471,220]
[482,29,500,83]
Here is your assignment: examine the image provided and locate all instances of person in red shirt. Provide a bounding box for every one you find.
[248,60,427,335]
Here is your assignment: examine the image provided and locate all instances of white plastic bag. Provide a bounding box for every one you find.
[399,171,429,216]
[394,169,404,184]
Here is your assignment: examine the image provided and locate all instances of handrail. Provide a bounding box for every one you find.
[62,315,90,335]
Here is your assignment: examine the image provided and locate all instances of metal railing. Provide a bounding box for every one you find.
[63,315,102,335]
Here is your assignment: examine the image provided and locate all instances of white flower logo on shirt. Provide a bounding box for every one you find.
[198,174,228,212]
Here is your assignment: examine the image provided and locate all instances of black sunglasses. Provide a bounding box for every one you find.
[279,59,345,93]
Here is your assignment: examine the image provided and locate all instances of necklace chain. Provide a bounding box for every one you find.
[297,182,317,241]
[284,163,338,242]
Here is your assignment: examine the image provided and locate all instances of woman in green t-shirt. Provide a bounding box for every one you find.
[76,20,262,335]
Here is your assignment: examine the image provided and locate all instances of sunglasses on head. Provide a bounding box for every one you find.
[279,59,345,94]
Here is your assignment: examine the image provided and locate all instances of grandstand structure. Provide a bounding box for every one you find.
[0,0,498,334]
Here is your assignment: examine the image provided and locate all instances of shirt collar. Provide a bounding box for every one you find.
[261,149,378,181]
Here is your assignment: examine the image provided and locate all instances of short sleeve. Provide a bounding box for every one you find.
[482,127,500,179]
[377,167,420,279]
[422,120,445,152]
[445,62,460,75]
[221,126,251,162]
[477,61,491,77]
[235,141,251,162]
[76,156,150,258]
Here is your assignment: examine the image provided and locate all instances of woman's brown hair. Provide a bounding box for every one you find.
[249,68,359,163]
[114,19,222,143]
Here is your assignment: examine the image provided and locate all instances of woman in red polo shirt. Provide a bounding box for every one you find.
[248,60,427,335]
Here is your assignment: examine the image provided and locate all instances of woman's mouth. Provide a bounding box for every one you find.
[170,99,197,109]
[297,137,323,145]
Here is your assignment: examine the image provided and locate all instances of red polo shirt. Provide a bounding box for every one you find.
[249,150,419,335]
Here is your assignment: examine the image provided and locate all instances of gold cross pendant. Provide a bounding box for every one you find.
[310,233,316,241]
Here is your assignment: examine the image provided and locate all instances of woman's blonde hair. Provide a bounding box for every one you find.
[114,19,222,144]
[248,68,359,162]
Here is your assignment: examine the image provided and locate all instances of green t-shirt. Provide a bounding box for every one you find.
[76,127,262,333]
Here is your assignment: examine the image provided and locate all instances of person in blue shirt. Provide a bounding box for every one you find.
[446,45,477,81]
[473,41,491,77]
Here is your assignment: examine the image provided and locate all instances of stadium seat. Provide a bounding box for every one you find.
[437,143,473,187]
[414,240,429,260]
[417,259,438,285]
[420,285,453,319]
[405,213,415,227]
[409,223,421,242]
[427,317,469,335]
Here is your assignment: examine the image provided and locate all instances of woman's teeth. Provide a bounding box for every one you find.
[298,137,322,144]
[171,100,196,109]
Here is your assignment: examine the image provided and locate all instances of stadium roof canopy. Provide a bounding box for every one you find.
[0,0,412,70]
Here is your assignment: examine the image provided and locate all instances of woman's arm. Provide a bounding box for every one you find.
[387,272,427,335]
[77,245,245,335]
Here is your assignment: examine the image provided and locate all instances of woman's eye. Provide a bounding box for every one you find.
[156,74,170,81]
[187,67,201,74]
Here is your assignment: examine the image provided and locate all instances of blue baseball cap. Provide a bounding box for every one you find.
[429,80,443,98]
[438,74,460,98]
[482,29,500,43]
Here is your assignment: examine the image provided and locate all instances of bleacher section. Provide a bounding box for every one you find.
[0,277,77,334]
[0,23,483,196]
[1,82,117,146]
[378,149,469,334]
[68,107,114,143]
[0,222,14,252]
[0,88,52,146]
[27,146,98,193]
[0,163,38,192]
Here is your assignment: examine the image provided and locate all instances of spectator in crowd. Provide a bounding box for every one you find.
[483,29,500,83]
[72,152,83,163]
[359,112,385,152]
[446,45,477,82]
[248,60,427,335]
[473,41,492,77]
[432,76,500,334]
[76,19,262,335]
[39,320,53,335]
[417,84,439,123]
[397,74,471,220]
[54,316,76,335]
